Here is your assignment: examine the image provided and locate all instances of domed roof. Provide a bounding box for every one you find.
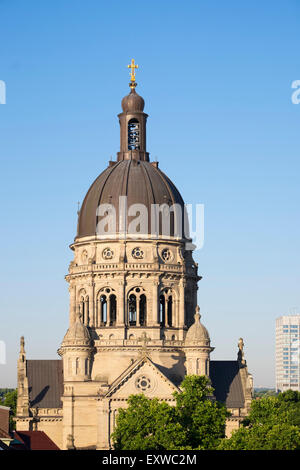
[185,307,210,345]
[62,319,91,346]
[77,159,187,239]
[121,89,145,113]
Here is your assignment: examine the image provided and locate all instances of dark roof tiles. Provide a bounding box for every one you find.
[13,431,60,450]
[27,360,63,409]
[210,360,245,408]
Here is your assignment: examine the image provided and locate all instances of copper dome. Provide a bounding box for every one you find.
[121,89,145,113]
[76,160,187,239]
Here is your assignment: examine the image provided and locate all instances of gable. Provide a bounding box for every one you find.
[106,357,179,400]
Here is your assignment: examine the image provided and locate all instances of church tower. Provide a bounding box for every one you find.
[15,62,253,450]
[58,60,211,449]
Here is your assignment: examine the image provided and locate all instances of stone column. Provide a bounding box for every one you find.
[150,280,159,326]
[96,296,100,327]
[97,398,110,450]
[175,298,179,328]
[106,297,111,326]
[136,296,140,326]
[84,298,89,325]
[88,283,94,327]
[178,279,185,328]
[117,280,125,327]
[69,285,76,325]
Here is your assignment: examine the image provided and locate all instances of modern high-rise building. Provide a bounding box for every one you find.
[276,315,300,392]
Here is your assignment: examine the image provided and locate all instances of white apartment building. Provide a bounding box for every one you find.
[276,315,300,392]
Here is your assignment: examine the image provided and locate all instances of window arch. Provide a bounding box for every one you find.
[140,294,147,326]
[96,287,117,327]
[128,119,140,150]
[128,294,137,325]
[79,294,89,326]
[100,295,107,325]
[110,294,117,325]
[159,288,173,327]
[127,287,147,326]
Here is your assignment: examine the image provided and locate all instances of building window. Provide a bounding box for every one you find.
[127,287,147,327]
[159,289,173,327]
[128,294,137,325]
[128,119,140,150]
[110,294,117,325]
[100,295,107,324]
[79,295,89,325]
[140,294,147,326]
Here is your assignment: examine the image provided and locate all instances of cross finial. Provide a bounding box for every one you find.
[138,332,151,357]
[127,59,138,89]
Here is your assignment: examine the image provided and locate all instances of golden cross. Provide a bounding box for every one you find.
[128,59,138,84]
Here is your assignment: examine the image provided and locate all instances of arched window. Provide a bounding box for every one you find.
[128,119,140,150]
[80,297,85,323]
[139,294,147,326]
[167,296,173,327]
[127,287,147,327]
[128,294,137,325]
[100,295,107,325]
[159,295,165,326]
[96,287,117,327]
[159,289,173,327]
[110,294,117,326]
[79,294,89,325]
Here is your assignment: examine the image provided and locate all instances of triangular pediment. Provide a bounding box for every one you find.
[105,356,180,400]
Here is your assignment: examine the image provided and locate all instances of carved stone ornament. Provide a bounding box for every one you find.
[161,248,172,262]
[135,374,152,392]
[132,247,144,259]
[102,247,114,260]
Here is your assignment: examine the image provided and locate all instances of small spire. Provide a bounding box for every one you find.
[195,305,201,322]
[238,337,246,365]
[20,336,25,354]
[127,59,138,89]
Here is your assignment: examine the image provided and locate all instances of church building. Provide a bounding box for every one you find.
[15,61,253,450]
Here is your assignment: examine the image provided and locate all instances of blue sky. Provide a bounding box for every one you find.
[0,0,300,387]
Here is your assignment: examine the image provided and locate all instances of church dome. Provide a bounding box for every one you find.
[62,320,91,346]
[121,89,145,113]
[185,307,210,345]
[76,68,189,241]
[77,159,186,239]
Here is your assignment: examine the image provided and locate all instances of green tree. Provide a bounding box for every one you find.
[219,390,300,450]
[173,375,229,449]
[112,375,228,450]
[112,394,186,450]
[1,389,17,431]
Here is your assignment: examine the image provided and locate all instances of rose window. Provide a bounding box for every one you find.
[135,375,151,391]
[132,247,144,259]
[102,247,114,259]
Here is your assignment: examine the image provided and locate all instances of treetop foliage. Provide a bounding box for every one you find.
[112,375,228,450]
